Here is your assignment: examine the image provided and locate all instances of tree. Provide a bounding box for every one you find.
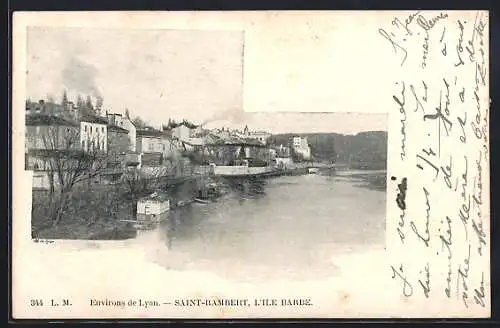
[61,90,68,108]
[132,116,148,129]
[76,95,85,110]
[40,125,107,226]
[121,167,165,215]
[85,95,94,113]
[95,96,104,116]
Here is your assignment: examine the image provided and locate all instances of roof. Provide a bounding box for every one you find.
[136,129,164,138]
[25,114,79,127]
[139,192,170,203]
[182,138,205,146]
[80,115,108,125]
[250,131,271,135]
[107,125,129,133]
[204,135,267,147]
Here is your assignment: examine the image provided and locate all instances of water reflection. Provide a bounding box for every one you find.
[143,172,386,282]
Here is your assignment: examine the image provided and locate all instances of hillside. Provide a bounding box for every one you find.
[268,131,388,169]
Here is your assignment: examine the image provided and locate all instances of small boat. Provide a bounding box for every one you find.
[194,198,210,204]
[308,167,320,174]
[173,199,194,208]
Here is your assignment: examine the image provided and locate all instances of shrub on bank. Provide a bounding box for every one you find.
[31,185,137,239]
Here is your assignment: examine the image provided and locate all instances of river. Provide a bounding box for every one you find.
[137,170,386,282]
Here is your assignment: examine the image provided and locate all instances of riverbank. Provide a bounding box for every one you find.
[31,174,223,240]
[334,170,387,192]
[31,168,386,240]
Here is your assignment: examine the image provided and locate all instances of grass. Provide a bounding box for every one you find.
[31,179,204,240]
[31,186,139,240]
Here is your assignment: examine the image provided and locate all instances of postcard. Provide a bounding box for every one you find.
[11,10,490,319]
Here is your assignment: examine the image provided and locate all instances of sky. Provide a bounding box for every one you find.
[25,13,392,135]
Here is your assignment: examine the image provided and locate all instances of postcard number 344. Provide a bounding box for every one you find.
[30,298,72,307]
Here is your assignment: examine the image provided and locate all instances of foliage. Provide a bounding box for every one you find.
[132,116,149,129]
[164,118,199,129]
[40,126,108,226]
[268,131,388,166]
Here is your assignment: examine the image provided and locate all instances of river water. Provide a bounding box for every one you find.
[139,171,386,282]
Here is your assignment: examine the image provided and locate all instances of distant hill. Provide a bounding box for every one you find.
[268,131,388,169]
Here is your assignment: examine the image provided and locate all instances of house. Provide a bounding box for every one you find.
[122,117,137,152]
[171,124,191,142]
[25,114,80,153]
[271,145,293,168]
[107,125,130,168]
[136,128,164,153]
[291,136,311,160]
[189,126,205,137]
[242,125,271,144]
[106,112,136,152]
[25,114,81,189]
[160,134,183,160]
[80,115,108,153]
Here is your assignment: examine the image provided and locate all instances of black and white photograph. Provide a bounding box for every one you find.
[12,11,490,319]
[25,25,388,278]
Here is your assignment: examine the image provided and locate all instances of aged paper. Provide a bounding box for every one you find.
[12,11,490,319]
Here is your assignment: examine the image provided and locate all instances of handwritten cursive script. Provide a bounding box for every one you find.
[385,10,489,313]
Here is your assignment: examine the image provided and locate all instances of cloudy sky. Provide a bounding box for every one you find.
[25,13,391,135]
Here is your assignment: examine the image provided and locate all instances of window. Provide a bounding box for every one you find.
[102,127,104,133]
[84,125,87,132]
[90,126,93,133]
[34,162,39,170]
[82,140,85,150]
[102,141,104,150]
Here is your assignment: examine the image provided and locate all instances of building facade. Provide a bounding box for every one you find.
[136,129,164,153]
[291,136,311,160]
[80,116,108,153]
[25,114,81,189]
[25,114,80,153]
[107,112,136,152]
[160,135,183,159]
[242,125,271,144]
[107,125,130,168]
[122,117,137,152]
[171,124,191,142]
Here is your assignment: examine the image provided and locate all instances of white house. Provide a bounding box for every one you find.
[172,124,191,142]
[122,117,137,152]
[136,129,164,153]
[242,125,271,144]
[292,136,311,160]
[106,112,136,152]
[80,116,108,153]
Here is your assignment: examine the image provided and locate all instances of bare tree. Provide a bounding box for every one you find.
[40,124,107,226]
[121,166,165,215]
